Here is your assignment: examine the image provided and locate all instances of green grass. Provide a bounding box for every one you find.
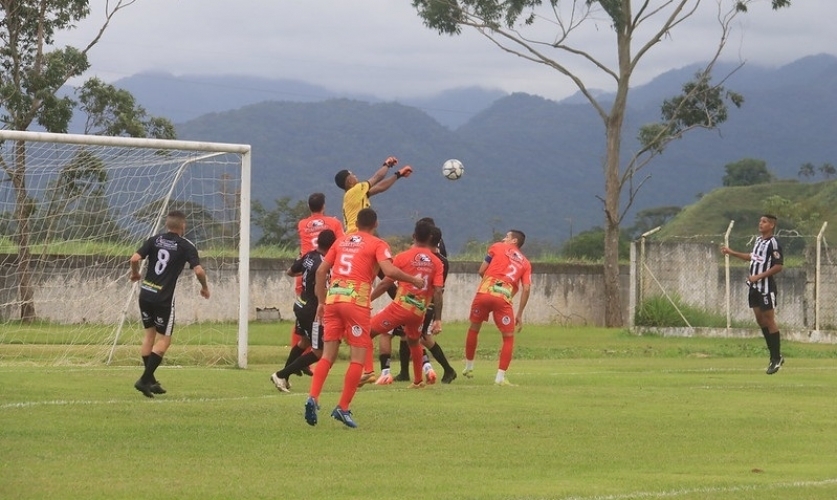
[634,295,753,328]
[3,325,837,499]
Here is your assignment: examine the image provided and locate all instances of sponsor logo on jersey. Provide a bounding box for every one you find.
[155,236,179,251]
[341,235,364,248]
[411,252,434,270]
[505,248,525,263]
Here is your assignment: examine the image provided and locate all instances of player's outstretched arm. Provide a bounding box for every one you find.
[366,156,397,189]
[369,164,411,197]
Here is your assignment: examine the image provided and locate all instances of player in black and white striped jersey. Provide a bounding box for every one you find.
[721,214,785,374]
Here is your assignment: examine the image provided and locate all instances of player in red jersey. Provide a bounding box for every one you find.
[463,229,532,386]
[285,193,344,375]
[367,220,444,388]
[297,192,344,255]
[304,208,424,428]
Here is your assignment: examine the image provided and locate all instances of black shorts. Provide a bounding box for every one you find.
[293,301,323,350]
[139,298,175,336]
[748,287,776,311]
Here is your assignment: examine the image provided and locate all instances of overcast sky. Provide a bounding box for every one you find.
[59,1,834,102]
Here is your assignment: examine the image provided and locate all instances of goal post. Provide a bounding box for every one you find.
[0,129,251,368]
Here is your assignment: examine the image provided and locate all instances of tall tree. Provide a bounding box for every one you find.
[413,0,791,326]
[251,197,309,248]
[797,162,816,179]
[0,0,174,322]
[722,158,773,186]
[818,162,836,179]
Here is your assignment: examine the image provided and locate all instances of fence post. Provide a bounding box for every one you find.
[636,227,661,327]
[629,240,637,328]
[815,222,828,332]
[724,220,735,329]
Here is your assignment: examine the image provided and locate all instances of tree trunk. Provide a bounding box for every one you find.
[603,116,624,328]
[601,12,634,328]
[12,140,36,323]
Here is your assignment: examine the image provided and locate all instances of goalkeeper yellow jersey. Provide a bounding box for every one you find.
[342,181,371,233]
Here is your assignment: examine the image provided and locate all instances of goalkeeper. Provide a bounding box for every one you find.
[334,156,414,385]
[334,156,413,233]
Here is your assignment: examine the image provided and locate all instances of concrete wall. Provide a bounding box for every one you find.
[635,241,834,332]
[0,255,629,326]
[4,243,832,334]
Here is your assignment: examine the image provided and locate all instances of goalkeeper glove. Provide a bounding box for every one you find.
[394,165,413,179]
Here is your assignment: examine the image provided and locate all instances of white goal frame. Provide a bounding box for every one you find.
[0,129,252,368]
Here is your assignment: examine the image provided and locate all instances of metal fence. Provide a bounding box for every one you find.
[629,222,835,336]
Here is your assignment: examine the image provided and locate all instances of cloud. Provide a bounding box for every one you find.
[57,1,837,102]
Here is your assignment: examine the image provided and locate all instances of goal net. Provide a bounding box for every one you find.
[0,130,251,368]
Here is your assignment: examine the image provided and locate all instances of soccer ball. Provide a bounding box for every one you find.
[442,159,464,180]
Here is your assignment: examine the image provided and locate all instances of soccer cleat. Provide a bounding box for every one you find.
[424,365,437,385]
[357,372,377,387]
[375,371,394,385]
[304,396,319,426]
[331,407,358,428]
[149,382,167,395]
[441,370,457,384]
[408,381,426,389]
[462,368,474,379]
[270,373,291,393]
[134,379,154,398]
[394,372,410,382]
[494,378,516,387]
[766,356,785,375]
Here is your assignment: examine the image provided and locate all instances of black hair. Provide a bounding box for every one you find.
[316,229,336,250]
[414,219,433,244]
[308,192,325,212]
[509,229,526,248]
[429,226,442,248]
[356,207,377,229]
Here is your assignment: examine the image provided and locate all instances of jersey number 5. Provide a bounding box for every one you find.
[337,253,353,275]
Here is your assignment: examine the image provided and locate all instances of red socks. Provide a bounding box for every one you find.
[309,357,333,400]
[338,361,364,410]
[499,335,514,371]
[465,328,479,360]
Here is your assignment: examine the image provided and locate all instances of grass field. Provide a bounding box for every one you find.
[2,324,837,499]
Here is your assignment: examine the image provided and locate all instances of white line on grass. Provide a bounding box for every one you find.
[0,384,483,411]
[558,477,837,500]
[0,394,280,410]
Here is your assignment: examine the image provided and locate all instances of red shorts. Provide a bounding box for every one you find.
[469,292,515,334]
[322,302,373,349]
[370,303,424,340]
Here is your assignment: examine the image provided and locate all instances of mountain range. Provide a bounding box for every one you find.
[113,54,837,254]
